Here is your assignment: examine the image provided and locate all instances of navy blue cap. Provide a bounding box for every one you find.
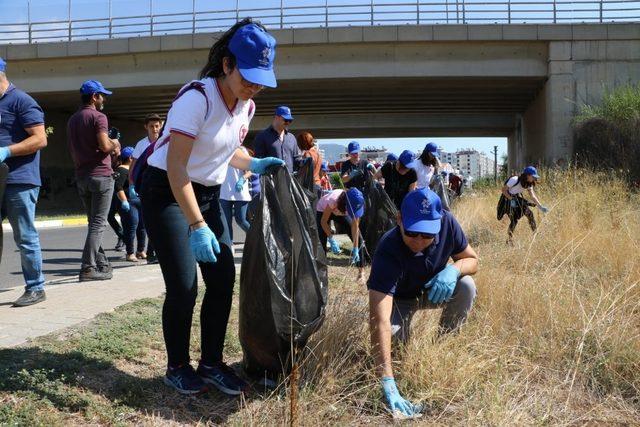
[0,57,6,72]
[346,188,365,219]
[229,23,277,88]
[398,150,415,167]
[401,188,443,234]
[80,80,112,96]
[424,142,439,158]
[523,165,539,179]
[275,105,293,121]
[347,141,360,154]
[386,153,398,162]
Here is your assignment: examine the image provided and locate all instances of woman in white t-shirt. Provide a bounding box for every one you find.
[411,142,440,189]
[140,19,284,397]
[219,145,252,242]
[501,165,548,243]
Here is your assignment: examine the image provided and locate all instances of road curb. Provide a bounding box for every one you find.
[2,217,87,232]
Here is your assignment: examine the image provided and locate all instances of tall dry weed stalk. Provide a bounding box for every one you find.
[233,169,640,426]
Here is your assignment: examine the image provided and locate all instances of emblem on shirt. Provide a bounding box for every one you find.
[239,124,248,144]
[420,198,430,214]
[259,47,271,67]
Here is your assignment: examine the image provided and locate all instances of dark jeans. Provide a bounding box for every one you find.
[508,196,537,238]
[315,211,364,267]
[219,199,250,242]
[107,194,124,240]
[120,197,146,255]
[77,176,114,270]
[141,166,235,367]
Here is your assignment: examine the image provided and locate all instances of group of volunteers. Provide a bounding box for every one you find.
[0,16,551,419]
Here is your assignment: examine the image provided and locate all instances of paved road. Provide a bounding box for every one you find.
[0,224,246,290]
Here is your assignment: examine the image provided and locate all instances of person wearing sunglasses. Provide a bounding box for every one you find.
[367,188,478,419]
[253,105,302,174]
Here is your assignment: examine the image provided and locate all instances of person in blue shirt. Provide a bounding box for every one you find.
[0,57,48,307]
[367,188,478,418]
[252,105,302,173]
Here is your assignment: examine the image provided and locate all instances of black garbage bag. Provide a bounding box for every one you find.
[294,156,318,210]
[0,163,8,264]
[359,173,398,262]
[239,165,329,378]
[430,174,451,211]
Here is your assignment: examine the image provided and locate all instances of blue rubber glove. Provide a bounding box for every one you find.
[0,147,12,163]
[250,157,285,174]
[351,246,360,264]
[328,237,341,254]
[189,225,221,263]
[120,200,130,212]
[425,264,460,304]
[128,185,138,199]
[235,176,246,192]
[381,377,421,419]
[509,198,517,208]
[366,163,375,171]
[538,205,549,213]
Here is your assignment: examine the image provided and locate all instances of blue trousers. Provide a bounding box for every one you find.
[120,197,146,255]
[1,184,45,291]
[219,199,250,242]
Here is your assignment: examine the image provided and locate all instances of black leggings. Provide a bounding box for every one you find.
[508,197,537,237]
[316,211,364,267]
[142,167,235,367]
[107,194,123,240]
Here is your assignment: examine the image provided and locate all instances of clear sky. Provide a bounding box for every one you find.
[318,137,507,158]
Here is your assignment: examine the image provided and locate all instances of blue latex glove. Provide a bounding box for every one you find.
[120,200,130,212]
[509,198,517,208]
[381,377,421,419]
[0,147,12,163]
[328,237,341,254]
[425,264,460,304]
[235,176,246,192]
[348,169,363,179]
[189,225,221,263]
[351,246,360,264]
[250,157,285,174]
[128,185,138,199]
[538,205,549,213]
[366,163,375,171]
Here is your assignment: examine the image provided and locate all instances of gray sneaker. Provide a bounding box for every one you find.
[79,267,112,282]
[12,290,46,307]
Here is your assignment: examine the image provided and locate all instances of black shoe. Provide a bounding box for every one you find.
[12,290,46,307]
[147,254,158,264]
[164,364,208,395]
[197,362,248,396]
[115,238,125,252]
[79,267,112,282]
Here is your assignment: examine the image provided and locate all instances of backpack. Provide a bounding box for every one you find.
[130,81,210,190]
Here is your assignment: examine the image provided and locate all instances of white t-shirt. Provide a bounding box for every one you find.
[220,147,251,201]
[412,161,435,189]
[147,78,255,186]
[505,176,526,195]
[132,136,151,159]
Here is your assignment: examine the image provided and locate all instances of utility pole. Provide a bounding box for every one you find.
[491,145,498,184]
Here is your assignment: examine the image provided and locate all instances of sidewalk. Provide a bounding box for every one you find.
[2,217,87,232]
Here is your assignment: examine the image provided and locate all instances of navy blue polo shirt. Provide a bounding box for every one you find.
[253,125,302,173]
[0,83,45,186]
[367,210,468,298]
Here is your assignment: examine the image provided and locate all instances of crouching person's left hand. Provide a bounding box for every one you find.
[424,264,460,304]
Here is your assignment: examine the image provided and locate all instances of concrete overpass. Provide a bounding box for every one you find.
[1,23,639,208]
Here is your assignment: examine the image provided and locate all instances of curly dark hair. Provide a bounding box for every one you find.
[199,17,267,80]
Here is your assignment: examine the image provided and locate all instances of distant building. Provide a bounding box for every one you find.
[360,146,388,164]
[433,146,496,180]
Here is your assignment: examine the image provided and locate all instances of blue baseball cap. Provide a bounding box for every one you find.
[345,188,365,219]
[401,188,443,235]
[229,23,277,88]
[424,142,439,157]
[321,161,329,172]
[347,141,360,154]
[386,153,398,162]
[523,165,539,179]
[120,146,134,159]
[275,105,293,121]
[398,150,415,167]
[0,57,6,72]
[80,80,112,96]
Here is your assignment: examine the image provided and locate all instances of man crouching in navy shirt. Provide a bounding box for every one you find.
[367,188,478,418]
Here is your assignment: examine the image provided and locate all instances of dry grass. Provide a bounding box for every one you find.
[1,169,639,425]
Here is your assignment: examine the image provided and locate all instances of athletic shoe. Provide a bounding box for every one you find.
[164,364,208,395]
[115,238,125,252]
[197,362,248,396]
[12,290,46,307]
[147,254,158,264]
[79,267,112,282]
[126,253,139,262]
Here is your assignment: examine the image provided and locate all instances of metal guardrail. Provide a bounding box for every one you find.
[1,0,639,45]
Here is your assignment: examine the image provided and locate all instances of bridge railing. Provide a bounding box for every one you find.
[1,0,639,45]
